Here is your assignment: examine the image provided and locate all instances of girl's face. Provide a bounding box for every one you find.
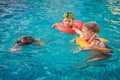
[82,26,94,40]
[63,18,73,27]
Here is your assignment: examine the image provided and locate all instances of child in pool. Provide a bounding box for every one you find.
[52,12,74,28]
[72,22,112,61]
[72,22,106,50]
[52,12,84,32]
[10,36,44,52]
[62,12,75,27]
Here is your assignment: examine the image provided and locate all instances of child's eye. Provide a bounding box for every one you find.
[64,20,67,22]
[82,31,86,34]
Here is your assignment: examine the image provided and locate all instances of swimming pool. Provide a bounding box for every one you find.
[0,0,120,80]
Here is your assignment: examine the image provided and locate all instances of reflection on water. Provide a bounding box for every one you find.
[0,0,120,80]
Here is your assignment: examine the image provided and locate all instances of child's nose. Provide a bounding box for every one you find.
[66,22,70,24]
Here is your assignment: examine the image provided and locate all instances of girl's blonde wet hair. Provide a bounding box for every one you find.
[84,22,100,34]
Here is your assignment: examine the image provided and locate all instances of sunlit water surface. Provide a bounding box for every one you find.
[0,0,120,80]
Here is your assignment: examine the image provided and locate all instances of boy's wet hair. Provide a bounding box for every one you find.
[63,12,74,19]
[84,22,100,34]
[16,36,35,45]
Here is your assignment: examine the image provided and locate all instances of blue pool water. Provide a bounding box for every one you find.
[0,0,120,80]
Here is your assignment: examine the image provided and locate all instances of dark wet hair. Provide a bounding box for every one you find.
[16,36,35,45]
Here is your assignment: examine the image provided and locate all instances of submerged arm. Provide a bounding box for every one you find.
[34,40,44,46]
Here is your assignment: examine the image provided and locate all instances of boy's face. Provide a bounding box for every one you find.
[82,26,94,40]
[63,18,73,27]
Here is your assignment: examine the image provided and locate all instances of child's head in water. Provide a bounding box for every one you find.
[82,22,100,41]
[10,36,44,52]
[16,36,35,45]
[63,12,74,27]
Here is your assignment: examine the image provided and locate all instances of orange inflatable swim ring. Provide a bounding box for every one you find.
[53,20,84,34]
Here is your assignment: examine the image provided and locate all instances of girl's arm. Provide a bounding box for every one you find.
[72,27,82,35]
[72,27,84,38]
[84,40,99,50]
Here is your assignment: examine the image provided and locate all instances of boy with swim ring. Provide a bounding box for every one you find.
[52,12,84,34]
